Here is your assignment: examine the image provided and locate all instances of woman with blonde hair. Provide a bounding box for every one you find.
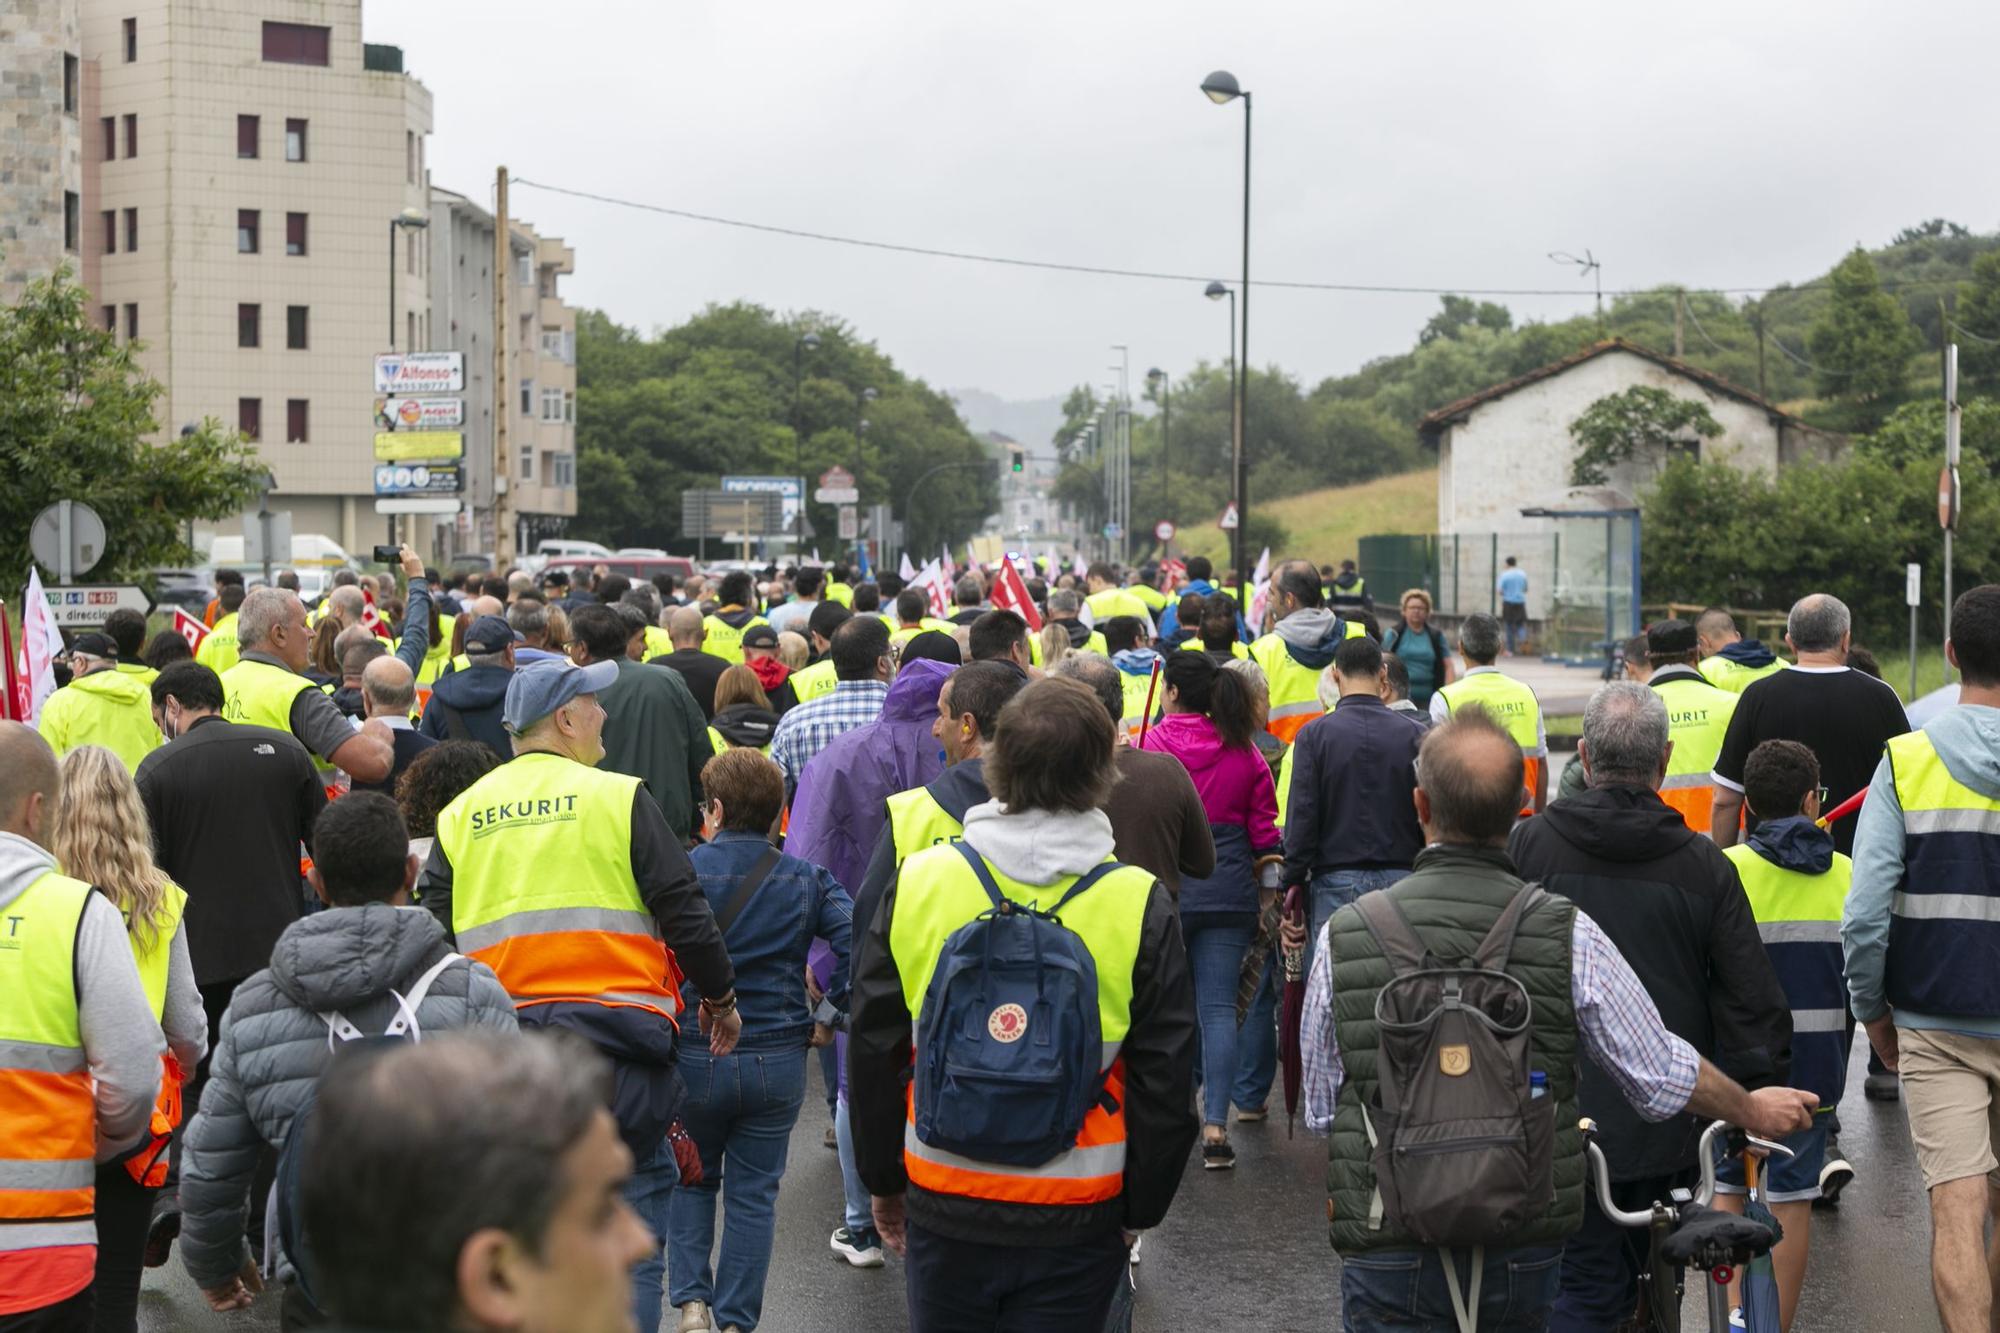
[1379,586,1454,710]
[707,664,779,755]
[53,745,207,1333]
[776,630,810,673]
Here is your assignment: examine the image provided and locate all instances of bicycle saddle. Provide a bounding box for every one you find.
[1660,1203,1775,1266]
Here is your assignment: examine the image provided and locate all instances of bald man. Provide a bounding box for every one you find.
[649,604,727,720]
[0,723,162,1326]
[350,658,435,797]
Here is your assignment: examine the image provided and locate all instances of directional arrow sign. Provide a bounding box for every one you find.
[42,584,154,630]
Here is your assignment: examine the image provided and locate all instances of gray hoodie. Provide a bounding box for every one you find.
[960,800,1117,885]
[1846,703,2000,1036]
[179,902,517,1288]
[0,831,162,1252]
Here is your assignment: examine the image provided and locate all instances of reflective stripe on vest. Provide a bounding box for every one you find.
[1436,669,1544,815]
[0,873,96,1238]
[887,844,1152,1207]
[1886,730,2000,1016]
[125,885,189,1189]
[791,659,839,704]
[1653,676,1736,833]
[1251,631,1334,744]
[1723,844,1852,1105]
[886,787,966,862]
[439,752,683,1021]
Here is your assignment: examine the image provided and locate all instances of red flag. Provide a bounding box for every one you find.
[172,607,210,652]
[360,585,385,638]
[990,556,1043,632]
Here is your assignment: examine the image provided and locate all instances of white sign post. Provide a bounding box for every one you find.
[1909,562,1923,701]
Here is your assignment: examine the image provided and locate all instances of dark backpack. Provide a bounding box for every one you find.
[1351,885,1554,1250]
[268,951,467,1316]
[912,843,1119,1167]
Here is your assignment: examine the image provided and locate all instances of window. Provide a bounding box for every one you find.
[101,305,115,333]
[261,22,330,66]
[63,192,79,253]
[286,305,308,350]
[63,55,78,114]
[405,230,416,275]
[285,212,307,256]
[417,135,425,183]
[237,303,260,348]
[405,131,415,184]
[521,380,533,416]
[123,18,136,62]
[101,117,115,161]
[102,210,117,254]
[237,114,258,158]
[552,453,576,488]
[238,398,261,442]
[285,118,307,162]
[286,400,308,443]
[124,208,137,252]
[123,114,136,158]
[519,445,535,481]
[237,210,258,253]
[407,312,417,350]
[540,387,564,422]
[565,390,576,424]
[124,304,137,340]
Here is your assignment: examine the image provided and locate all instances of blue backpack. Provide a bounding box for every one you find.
[913,843,1120,1167]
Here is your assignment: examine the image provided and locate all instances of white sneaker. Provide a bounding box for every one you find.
[676,1301,714,1333]
[829,1225,886,1269]
[1128,1234,1143,1266]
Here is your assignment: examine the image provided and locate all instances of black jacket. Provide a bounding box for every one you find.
[848,837,1199,1246]
[1509,785,1791,1181]
[417,662,513,759]
[350,726,437,797]
[1281,694,1426,883]
[652,648,729,720]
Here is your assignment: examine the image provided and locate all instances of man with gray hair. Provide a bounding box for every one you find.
[947,572,988,627]
[352,657,435,796]
[1045,587,1107,656]
[222,587,394,783]
[1510,680,1793,1328]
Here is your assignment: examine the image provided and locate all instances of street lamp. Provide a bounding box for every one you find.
[792,331,820,556]
[388,207,430,349]
[1200,70,1251,606]
[1147,368,1169,542]
[853,386,877,562]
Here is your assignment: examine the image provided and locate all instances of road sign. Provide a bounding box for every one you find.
[682,491,785,540]
[41,584,152,630]
[374,463,463,497]
[818,466,856,490]
[29,500,107,580]
[1102,522,1122,541]
[815,486,859,504]
[374,498,462,516]
[723,475,804,529]
[1217,503,1239,531]
[374,396,465,430]
[375,430,465,462]
[1907,562,1923,608]
[837,506,858,541]
[1154,520,1177,543]
[1940,466,1960,531]
[373,351,465,395]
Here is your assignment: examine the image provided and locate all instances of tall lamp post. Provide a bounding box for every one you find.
[1147,368,1170,546]
[854,386,877,563]
[792,331,820,558]
[387,207,430,349]
[1201,71,1250,606]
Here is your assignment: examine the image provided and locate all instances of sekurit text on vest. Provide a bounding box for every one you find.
[468,794,582,837]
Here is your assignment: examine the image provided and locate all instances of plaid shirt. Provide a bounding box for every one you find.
[1302,900,1699,1135]
[771,679,890,788]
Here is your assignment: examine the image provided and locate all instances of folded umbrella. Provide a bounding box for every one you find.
[1278,883,1307,1138]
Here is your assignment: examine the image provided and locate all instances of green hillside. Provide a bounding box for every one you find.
[1175,470,1438,566]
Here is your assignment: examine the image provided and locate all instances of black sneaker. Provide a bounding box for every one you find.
[1202,1139,1237,1170]
[1864,1073,1900,1101]
[143,1209,180,1269]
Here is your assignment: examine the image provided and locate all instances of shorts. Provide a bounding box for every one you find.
[1898,1025,2000,1190]
[1715,1118,1829,1204]
[1502,602,1527,624]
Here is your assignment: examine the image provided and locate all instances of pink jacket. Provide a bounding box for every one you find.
[1140,712,1282,856]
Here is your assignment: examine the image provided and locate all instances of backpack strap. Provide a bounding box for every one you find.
[1050,861,1124,916]
[712,846,783,935]
[1471,884,1547,973]
[952,841,1010,911]
[320,951,466,1048]
[437,702,473,743]
[1350,887,1432,976]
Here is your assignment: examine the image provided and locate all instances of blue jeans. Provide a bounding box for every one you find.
[1309,868,1412,959]
[1182,917,1254,1127]
[834,1094,871,1232]
[1343,1244,1564,1331]
[622,1135,680,1333]
[1232,949,1278,1113]
[666,1047,809,1331]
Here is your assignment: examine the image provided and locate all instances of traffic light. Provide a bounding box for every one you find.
[1009,447,1025,473]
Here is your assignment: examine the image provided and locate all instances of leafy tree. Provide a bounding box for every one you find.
[1418,295,1512,346]
[1567,386,1722,486]
[1856,397,2000,478]
[0,267,261,583]
[1894,219,1971,246]
[1806,248,1920,412]
[1955,251,2000,390]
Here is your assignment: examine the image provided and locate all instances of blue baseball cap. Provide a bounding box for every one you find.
[502,658,619,735]
[462,615,518,656]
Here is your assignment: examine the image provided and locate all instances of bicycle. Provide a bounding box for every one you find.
[1580,1117,1795,1333]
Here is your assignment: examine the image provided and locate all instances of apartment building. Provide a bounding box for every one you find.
[428,187,579,560]
[0,0,84,303]
[82,0,436,554]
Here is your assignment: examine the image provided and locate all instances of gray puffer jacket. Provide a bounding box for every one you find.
[179,903,517,1289]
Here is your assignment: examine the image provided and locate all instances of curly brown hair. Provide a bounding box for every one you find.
[394,741,503,838]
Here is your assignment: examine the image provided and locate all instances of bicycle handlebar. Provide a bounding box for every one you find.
[1580,1119,1797,1228]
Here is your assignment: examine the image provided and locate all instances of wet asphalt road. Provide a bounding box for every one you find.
[136,1053,1940,1332]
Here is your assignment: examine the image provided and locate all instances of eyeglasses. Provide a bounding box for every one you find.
[1816,786,1830,807]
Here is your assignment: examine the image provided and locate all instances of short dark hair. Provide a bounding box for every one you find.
[1417,709,1525,845]
[218,583,246,614]
[1845,646,1882,680]
[948,660,1030,741]
[1382,653,1411,699]
[395,741,501,840]
[311,793,411,906]
[716,571,755,608]
[215,568,246,589]
[895,588,927,623]
[301,1032,613,1333]
[701,747,785,833]
[151,661,223,712]
[1334,635,1383,679]
[807,601,853,643]
[968,610,1028,663]
[1276,561,1323,611]
[831,615,891,680]
[1199,593,1239,651]
[1185,555,1213,583]
[566,604,632,661]
[985,677,1118,814]
[853,584,881,613]
[1952,585,2000,687]
[596,574,632,606]
[104,608,146,658]
[1176,592,1206,626]
[1742,739,1819,822]
[1103,614,1147,655]
[899,630,961,667]
[877,573,904,598]
[794,567,824,598]
[142,630,193,671]
[1086,562,1114,584]
[651,572,677,597]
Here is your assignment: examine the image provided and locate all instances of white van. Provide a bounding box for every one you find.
[521,537,613,574]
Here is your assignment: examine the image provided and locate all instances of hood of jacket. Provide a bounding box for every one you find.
[1274,608,1347,671]
[961,799,1116,886]
[744,655,791,696]
[1719,639,1778,669]
[1746,815,1835,875]
[1144,712,1227,775]
[68,666,151,706]
[714,606,761,631]
[267,903,452,1013]
[884,658,953,723]
[427,662,512,710]
[927,758,992,824]
[1923,703,2000,798]
[1057,618,1093,649]
[1539,783,1698,863]
[1113,647,1162,678]
[0,832,58,912]
[1182,579,1217,598]
[1161,627,1197,651]
[1332,571,1362,592]
[711,704,779,749]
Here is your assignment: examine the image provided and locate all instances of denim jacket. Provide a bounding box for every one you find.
[684,831,854,1050]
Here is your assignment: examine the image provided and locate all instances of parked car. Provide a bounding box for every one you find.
[542,556,696,587]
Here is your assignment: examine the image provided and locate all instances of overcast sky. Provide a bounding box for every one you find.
[373,1,2000,405]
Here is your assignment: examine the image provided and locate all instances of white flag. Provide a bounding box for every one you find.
[1248,547,1275,634]
[899,552,918,582]
[20,566,65,724]
[1252,546,1271,586]
[811,547,823,567]
[941,543,957,581]
[913,558,951,619]
[1072,554,1087,578]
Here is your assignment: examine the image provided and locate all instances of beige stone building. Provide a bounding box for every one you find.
[81,0,437,555]
[0,0,84,303]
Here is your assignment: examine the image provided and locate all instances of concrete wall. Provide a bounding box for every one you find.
[1,0,83,303]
